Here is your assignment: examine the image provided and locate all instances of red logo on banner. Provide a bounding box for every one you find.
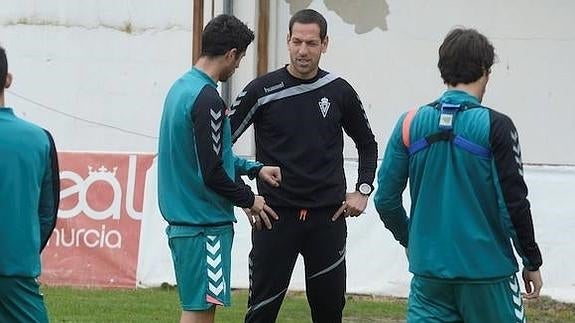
[41,152,155,288]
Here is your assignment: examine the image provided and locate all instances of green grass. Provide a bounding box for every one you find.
[44,286,574,322]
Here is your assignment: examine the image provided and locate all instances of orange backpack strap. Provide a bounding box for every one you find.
[402,109,417,148]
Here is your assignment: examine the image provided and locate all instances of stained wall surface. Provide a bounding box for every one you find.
[2,1,574,164]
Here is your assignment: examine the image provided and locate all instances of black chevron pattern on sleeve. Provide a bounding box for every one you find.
[490,109,542,270]
[192,85,254,208]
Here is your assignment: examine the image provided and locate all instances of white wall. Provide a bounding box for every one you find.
[0,0,192,152]
[2,1,574,163]
[138,163,575,303]
[270,0,575,165]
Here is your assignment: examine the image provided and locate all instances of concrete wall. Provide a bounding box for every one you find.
[2,0,574,163]
[0,0,192,152]
[271,0,575,165]
[138,162,575,303]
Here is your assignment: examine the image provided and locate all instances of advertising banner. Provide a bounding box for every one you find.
[41,152,154,288]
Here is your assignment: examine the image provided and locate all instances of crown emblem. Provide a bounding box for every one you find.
[88,165,118,177]
[318,97,330,118]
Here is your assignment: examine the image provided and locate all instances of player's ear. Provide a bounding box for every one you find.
[229,48,237,57]
[4,72,12,89]
[321,36,329,54]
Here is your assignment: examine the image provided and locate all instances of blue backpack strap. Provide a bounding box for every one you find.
[453,135,492,159]
[407,137,430,155]
[403,102,492,159]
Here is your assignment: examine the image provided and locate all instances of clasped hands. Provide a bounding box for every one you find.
[244,166,280,230]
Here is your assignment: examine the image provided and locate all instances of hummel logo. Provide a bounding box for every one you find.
[210,109,222,120]
[209,281,224,295]
[210,109,223,154]
[210,120,221,132]
[510,130,523,176]
[230,91,247,113]
[510,130,519,142]
[208,268,223,282]
[264,82,284,93]
[207,240,221,255]
[207,254,222,268]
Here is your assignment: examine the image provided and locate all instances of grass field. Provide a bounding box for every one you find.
[44,286,575,322]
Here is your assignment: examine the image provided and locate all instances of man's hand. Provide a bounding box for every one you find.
[246,196,279,230]
[259,166,281,187]
[332,191,369,221]
[522,268,543,299]
[250,195,266,214]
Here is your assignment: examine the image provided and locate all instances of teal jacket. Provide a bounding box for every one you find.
[374,90,542,280]
[158,68,261,228]
[0,107,59,277]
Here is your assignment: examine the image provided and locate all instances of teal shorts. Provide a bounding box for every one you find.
[408,274,526,323]
[0,276,49,323]
[167,224,234,311]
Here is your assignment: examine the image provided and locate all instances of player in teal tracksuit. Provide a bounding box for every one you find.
[374,28,542,322]
[0,46,60,323]
[157,15,280,323]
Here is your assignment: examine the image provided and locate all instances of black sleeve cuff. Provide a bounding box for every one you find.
[247,165,264,180]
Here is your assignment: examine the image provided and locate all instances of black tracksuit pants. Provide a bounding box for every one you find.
[245,205,347,323]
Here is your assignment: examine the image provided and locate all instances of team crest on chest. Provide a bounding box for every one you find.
[318,97,331,118]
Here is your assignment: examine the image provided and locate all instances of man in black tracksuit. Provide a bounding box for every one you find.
[230,9,377,323]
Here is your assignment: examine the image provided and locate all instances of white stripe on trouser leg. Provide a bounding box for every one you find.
[509,275,526,322]
[207,235,224,298]
[307,250,345,280]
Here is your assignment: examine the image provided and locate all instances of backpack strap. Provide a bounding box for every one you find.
[401,103,492,159]
[453,135,492,159]
[402,109,417,148]
[402,107,433,155]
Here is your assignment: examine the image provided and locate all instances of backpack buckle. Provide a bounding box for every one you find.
[438,103,461,130]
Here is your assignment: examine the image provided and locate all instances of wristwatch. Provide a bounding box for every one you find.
[357,183,373,196]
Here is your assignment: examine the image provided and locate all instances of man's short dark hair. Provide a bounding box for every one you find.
[438,28,495,86]
[0,46,7,94]
[289,9,328,41]
[201,14,254,58]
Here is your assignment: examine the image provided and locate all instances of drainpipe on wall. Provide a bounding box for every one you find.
[193,1,266,105]
[223,0,233,16]
[221,0,234,105]
[257,0,270,77]
[192,0,204,64]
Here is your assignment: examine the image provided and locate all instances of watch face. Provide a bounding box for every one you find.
[359,183,372,195]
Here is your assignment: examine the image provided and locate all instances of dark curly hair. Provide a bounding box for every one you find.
[438,28,495,86]
[201,14,255,58]
[0,46,7,94]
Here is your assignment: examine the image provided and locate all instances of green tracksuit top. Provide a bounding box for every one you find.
[158,68,261,227]
[374,90,542,280]
[0,107,59,277]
